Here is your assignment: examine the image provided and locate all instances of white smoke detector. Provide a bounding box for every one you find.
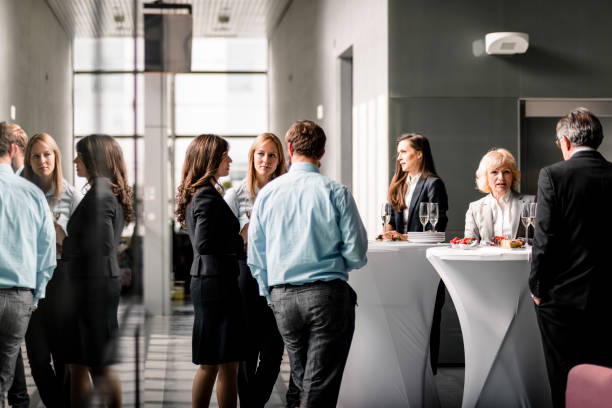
[485,32,529,55]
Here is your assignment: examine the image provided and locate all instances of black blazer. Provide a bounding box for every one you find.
[186,185,244,277]
[529,150,612,308]
[62,178,124,277]
[389,176,449,233]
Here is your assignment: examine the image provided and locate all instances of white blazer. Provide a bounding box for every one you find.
[464,191,534,242]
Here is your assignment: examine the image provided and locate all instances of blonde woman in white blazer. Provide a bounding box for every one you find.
[464,148,534,242]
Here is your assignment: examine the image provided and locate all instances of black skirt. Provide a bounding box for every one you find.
[191,275,245,365]
[63,275,121,367]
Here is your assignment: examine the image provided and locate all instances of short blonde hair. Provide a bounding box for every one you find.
[475,148,520,193]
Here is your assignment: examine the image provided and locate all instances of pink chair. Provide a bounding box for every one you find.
[566,364,612,408]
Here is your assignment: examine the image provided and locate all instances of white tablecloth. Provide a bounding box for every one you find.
[426,246,552,408]
[338,241,442,408]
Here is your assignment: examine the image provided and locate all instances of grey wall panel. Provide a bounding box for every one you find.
[0,0,72,182]
[390,97,518,238]
[389,0,612,99]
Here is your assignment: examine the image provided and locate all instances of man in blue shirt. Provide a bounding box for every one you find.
[0,122,56,403]
[5,123,30,408]
[248,120,367,407]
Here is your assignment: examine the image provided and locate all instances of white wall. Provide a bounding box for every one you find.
[269,0,389,236]
[0,0,72,181]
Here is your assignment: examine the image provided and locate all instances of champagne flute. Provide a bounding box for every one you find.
[380,203,391,234]
[520,203,530,244]
[528,202,537,245]
[428,203,439,233]
[419,202,429,232]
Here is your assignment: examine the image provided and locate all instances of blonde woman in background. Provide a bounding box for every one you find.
[224,133,289,408]
[464,148,534,242]
[22,132,81,408]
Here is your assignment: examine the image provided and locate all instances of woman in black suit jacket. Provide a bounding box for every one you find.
[384,133,448,375]
[385,133,448,235]
[176,134,245,408]
[62,135,133,408]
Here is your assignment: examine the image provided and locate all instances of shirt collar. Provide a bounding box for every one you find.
[289,162,320,174]
[406,173,421,185]
[0,163,15,175]
[488,191,511,205]
[570,146,595,157]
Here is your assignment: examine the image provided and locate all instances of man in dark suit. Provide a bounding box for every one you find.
[530,108,612,408]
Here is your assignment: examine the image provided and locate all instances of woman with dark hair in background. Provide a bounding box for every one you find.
[62,134,133,407]
[384,132,449,375]
[224,133,287,407]
[176,134,245,408]
[22,132,81,407]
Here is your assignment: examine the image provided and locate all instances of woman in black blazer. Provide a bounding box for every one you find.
[62,135,133,408]
[176,134,245,408]
[385,133,448,235]
[385,133,448,375]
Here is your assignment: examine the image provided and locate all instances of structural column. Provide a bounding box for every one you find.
[143,73,172,315]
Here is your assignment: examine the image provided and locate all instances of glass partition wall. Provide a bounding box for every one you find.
[72,35,268,405]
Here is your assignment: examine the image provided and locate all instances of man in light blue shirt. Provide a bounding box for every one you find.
[248,120,367,407]
[0,122,56,402]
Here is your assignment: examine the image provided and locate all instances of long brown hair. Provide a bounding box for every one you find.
[76,134,134,223]
[387,133,439,211]
[246,133,286,201]
[23,133,63,204]
[175,134,229,226]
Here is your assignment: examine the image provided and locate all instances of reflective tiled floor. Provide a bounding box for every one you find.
[16,299,463,407]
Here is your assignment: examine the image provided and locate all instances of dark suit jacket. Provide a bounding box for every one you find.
[389,176,449,233]
[62,177,124,277]
[186,185,244,277]
[529,150,612,308]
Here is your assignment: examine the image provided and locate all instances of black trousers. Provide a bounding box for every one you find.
[24,261,70,408]
[237,261,285,408]
[430,281,446,375]
[7,349,28,408]
[535,301,612,408]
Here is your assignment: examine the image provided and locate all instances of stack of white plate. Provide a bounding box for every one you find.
[407,231,445,243]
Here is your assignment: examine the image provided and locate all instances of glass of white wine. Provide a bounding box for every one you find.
[419,202,429,232]
[380,203,391,234]
[528,202,537,245]
[520,203,531,244]
[428,203,439,233]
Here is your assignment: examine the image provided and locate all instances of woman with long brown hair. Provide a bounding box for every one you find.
[22,132,81,407]
[176,134,245,408]
[224,133,287,407]
[385,133,448,236]
[385,132,448,375]
[62,134,133,407]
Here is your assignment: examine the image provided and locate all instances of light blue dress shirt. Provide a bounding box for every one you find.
[0,163,56,305]
[247,162,368,301]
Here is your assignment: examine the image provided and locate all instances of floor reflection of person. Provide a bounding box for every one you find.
[384,133,448,374]
[224,133,288,408]
[22,133,81,407]
[62,135,133,408]
[175,134,246,408]
[464,148,534,243]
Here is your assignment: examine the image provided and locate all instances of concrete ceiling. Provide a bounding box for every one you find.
[45,0,292,38]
